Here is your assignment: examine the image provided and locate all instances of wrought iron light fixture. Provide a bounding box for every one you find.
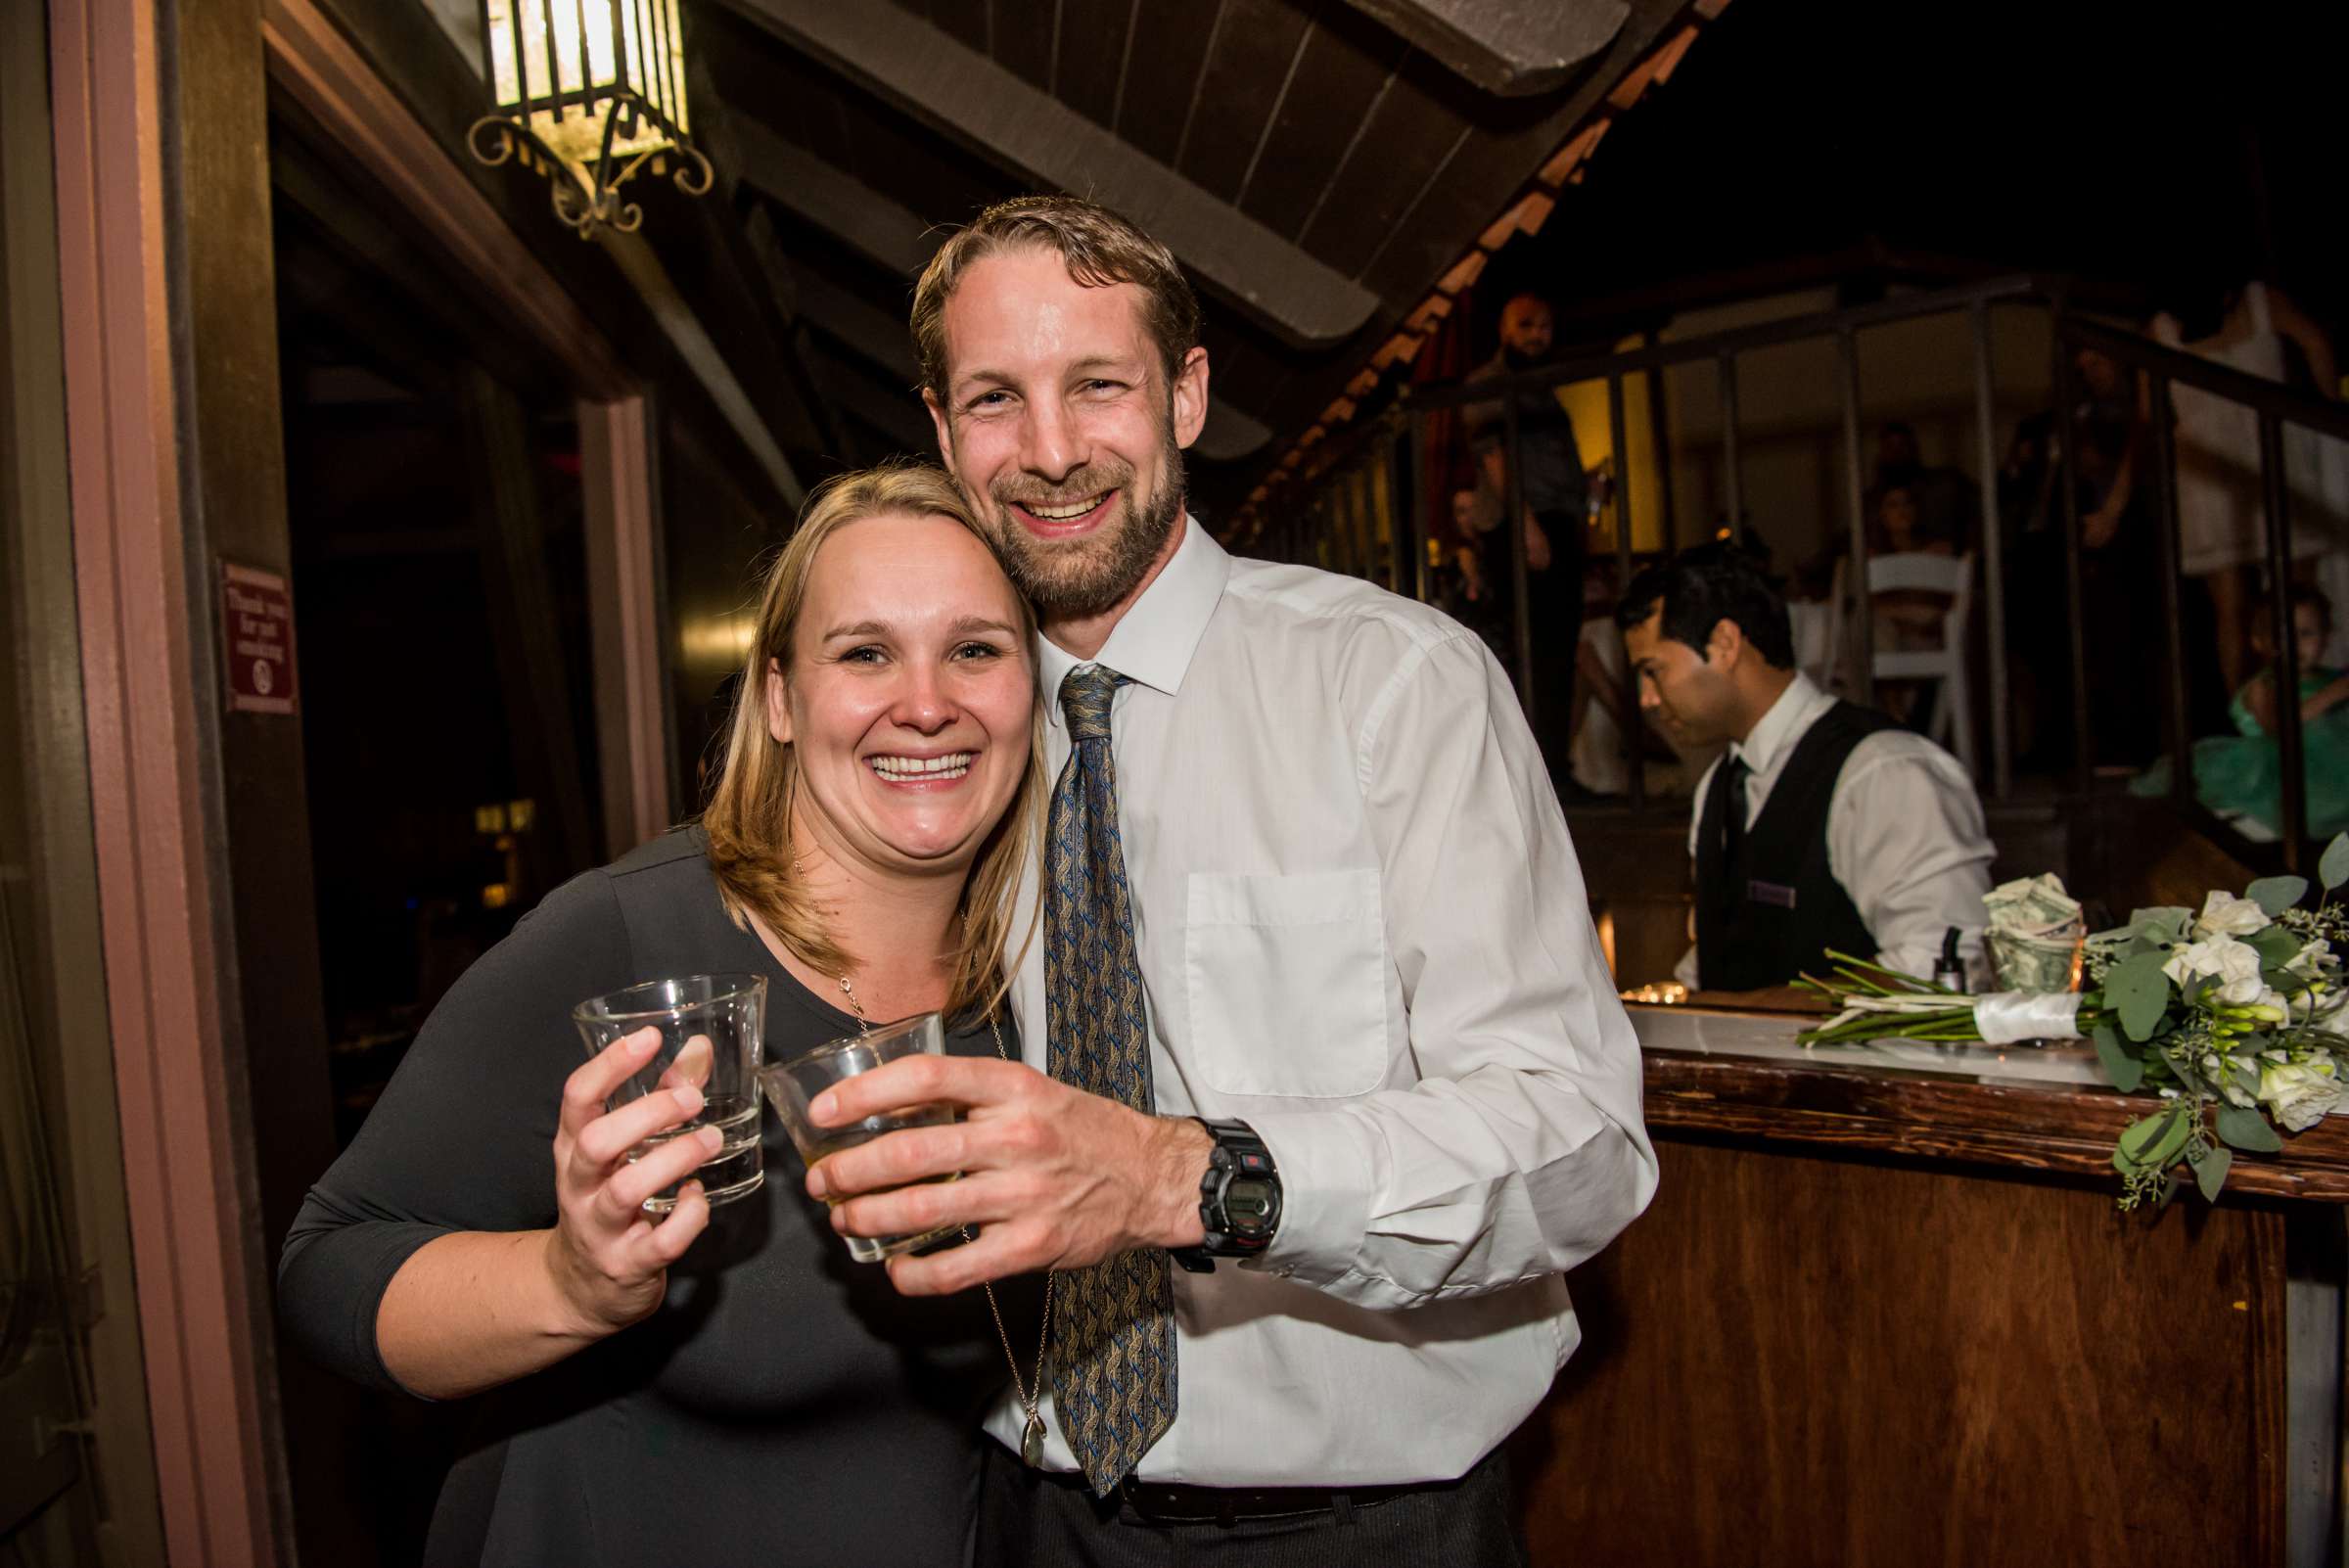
[469,0,713,237]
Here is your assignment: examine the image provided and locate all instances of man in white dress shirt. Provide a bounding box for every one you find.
[1616,542,1996,992]
[802,196,1656,1563]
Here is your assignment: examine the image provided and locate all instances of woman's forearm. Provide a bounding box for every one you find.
[376,1228,609,1400]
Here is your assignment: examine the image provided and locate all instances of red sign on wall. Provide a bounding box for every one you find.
[221,562,298,715]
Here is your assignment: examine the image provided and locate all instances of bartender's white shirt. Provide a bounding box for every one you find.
[989,518,1657,1486]
[1674,672,1996,988]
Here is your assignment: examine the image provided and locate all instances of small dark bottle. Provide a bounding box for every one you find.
[1931,925,1967,993]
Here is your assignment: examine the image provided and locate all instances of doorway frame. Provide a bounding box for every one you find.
[260,0,672,856]
[49,0,671,1561]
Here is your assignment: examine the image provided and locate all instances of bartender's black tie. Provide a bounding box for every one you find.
[1715,753,1752,911]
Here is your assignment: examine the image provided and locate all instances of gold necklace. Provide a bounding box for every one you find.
[834,971,1055,1469]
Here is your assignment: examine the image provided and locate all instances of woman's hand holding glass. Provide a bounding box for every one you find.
[543,1025,716,1336]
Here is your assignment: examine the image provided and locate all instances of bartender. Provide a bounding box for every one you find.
[1615,542,1994,991]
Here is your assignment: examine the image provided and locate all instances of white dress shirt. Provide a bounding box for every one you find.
[1674,672,1996,988]
[988,518,1658,1486]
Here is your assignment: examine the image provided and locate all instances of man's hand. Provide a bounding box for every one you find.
[803,1056,1212,1295]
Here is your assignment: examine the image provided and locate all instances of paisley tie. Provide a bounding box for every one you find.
[1043,663,1175,1495]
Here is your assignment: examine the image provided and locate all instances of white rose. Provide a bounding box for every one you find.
[2258,1060,2349,1132]
[2164,936,2266,1004]
[2195,891,2271,939]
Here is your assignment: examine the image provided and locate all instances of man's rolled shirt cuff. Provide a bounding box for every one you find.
[1229,1107,1376,1285]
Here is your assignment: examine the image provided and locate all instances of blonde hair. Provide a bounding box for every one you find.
[700,462,1042,1021]
[910,194,1201,405]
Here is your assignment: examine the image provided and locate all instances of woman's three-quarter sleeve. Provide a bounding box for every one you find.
[277,870,633,1395]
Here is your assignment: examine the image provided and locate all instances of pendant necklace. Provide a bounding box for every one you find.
[832,963,1055,1468]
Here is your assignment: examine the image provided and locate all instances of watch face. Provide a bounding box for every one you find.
[1223,1176,1279,1236]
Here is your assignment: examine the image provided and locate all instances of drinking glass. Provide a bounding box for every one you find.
[760,1012,957,1262]
[573,974,769,1212]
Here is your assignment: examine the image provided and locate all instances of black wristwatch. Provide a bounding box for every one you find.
[1170,1119,1281,1273]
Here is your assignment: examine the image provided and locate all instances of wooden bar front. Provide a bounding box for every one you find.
[1512,1012,2347,1566]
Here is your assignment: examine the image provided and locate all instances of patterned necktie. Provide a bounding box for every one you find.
[1043,663,1175,1496]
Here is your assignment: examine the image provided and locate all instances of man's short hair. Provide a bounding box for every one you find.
[1614,540,1795,669]
[910,195,1202,404]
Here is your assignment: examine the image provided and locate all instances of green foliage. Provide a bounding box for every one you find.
[2191,1143,2233,1201]
[2126,906,2194,945]
[2246,925,2304,966]
[2092,1024,2142,1092]
[2246,875,2310,916]
[2114,1105,2189,1174]
[2103,951,2174,1042]
[2321,832,2349,892]
[2213,1102,2283,1153]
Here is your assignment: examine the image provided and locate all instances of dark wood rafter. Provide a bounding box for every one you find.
[815,350,944,458]
[790,266,922,387]
[729,111,941,277]
[1238,0,1723,531]
[711,0,1381,347]
[1340,0,1628,97]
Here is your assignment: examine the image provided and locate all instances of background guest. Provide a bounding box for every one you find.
[1463,291,1589,774]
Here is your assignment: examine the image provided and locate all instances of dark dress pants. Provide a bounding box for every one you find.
[1478,510,1586,779]
[973,1440,1529,1568]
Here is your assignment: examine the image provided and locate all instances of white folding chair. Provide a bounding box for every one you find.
[1865,550,1976,772]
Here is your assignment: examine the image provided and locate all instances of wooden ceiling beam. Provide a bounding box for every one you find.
[711,0,1380,348]
[1338,0,1629,97]
[811,349,941,458]
[730,113,942,279]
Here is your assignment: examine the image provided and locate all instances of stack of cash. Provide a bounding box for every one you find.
[1983,874,2086,993]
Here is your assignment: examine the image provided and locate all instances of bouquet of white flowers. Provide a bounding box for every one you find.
[1795,836,2349,1208]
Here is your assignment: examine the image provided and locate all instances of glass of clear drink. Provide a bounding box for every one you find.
[573,974,769,1213]
[760,1012,958,1262]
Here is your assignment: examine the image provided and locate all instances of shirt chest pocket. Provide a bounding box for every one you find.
[1182,870,1388,1099]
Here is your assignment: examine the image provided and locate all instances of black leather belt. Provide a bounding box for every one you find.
[1017,1464,1452,1526]
[1117,1476,1421,1524]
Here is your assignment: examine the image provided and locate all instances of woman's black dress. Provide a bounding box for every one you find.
[279,828,1029,1567]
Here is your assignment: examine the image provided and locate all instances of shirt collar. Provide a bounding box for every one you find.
[1037,516,1229,728]
[1730,671,1832,775]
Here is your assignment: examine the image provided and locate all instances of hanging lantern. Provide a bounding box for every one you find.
[469,0,714,238]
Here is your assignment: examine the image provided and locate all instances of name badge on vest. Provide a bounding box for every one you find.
[1747,879,1798,909]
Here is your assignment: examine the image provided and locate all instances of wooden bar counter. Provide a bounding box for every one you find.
[1511,1002,2349,1567]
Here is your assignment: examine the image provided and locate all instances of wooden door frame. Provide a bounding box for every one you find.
[261,0,672,853]
[49,0,670,1561]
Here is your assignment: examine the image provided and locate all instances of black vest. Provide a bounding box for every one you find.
[1693,700,1898,992]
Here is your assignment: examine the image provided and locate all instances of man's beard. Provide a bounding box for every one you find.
[986,438,1186,620]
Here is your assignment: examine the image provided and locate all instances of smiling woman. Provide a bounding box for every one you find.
[277,461,1050,1566]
